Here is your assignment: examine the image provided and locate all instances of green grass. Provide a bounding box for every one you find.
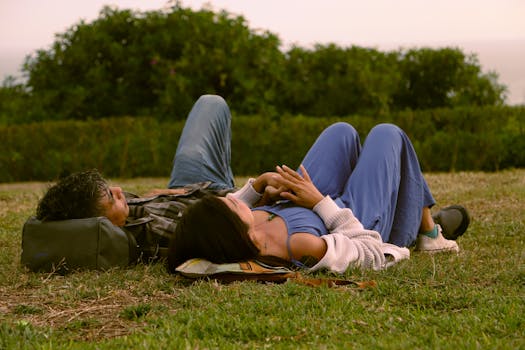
[0,171,523,349]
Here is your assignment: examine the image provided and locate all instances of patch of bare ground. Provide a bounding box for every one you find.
[0,276,182,341]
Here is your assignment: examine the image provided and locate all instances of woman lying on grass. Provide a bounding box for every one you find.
[165,95,470,273]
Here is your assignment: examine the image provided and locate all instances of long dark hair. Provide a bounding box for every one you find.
[167,195,260,272]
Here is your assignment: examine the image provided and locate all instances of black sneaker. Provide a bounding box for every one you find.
[432,205,470,240]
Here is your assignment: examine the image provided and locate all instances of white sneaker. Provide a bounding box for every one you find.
[415,225,459,253]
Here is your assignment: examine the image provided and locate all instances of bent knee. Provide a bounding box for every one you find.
[369,123,404,138]
[325,122,359,138]
[196,94,227,108]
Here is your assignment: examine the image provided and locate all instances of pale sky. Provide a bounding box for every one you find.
[1,0,524,103]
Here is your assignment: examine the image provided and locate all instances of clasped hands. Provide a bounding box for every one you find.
[253,164,324,209]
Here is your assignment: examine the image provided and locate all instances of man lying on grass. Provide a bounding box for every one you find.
[35,95,470,273]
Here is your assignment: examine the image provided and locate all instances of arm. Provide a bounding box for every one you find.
[141,188,188,197]
[311,197,410,271]
[276,165,408,272]
[283,197,408,271]
[309,196,386,272]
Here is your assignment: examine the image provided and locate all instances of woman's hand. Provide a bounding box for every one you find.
[275,165,324,209]
[253,172,288,206]
[258,185,283,206]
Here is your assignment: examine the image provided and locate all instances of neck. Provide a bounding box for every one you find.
[251,226,268,253]
[251,211,283,257]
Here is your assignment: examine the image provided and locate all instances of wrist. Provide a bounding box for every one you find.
[310,194,325,208]
[231,178,263,207]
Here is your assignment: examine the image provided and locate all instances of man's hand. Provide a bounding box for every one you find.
[275,165,324,209]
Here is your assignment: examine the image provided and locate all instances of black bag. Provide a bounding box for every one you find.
[21,216,139,273]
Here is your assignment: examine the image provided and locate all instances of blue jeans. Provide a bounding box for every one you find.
[168,95,235,190]
[169,96,434,247]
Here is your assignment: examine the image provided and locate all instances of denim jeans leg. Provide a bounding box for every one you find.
[342,124,435,247]
[300,122,362,198]
[168,95,235,190]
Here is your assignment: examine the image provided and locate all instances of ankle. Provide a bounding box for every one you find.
[420,224,438,238]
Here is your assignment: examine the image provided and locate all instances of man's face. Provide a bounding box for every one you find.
[100,186,129,226]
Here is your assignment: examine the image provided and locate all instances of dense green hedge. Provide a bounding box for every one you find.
[1,106,524,182]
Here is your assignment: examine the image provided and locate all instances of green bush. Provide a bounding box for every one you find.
[393,106,525,171]
[1,106,523,182]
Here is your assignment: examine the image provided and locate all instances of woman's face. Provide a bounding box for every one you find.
[220,194,262,250]
[220,194,254,228]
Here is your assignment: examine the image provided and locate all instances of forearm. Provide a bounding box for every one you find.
[309,232,385,272]
[141,188,188,197]
[313,196,365,232]
[311,196,387,272]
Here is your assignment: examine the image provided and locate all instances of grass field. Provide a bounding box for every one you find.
[0,171,523,349]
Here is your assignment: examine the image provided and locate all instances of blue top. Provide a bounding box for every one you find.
[253,201,328,237]
[253,201,330,267]
[253,198,348,267]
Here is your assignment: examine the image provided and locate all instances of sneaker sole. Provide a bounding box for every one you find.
[433,205,471,240]
[415,246,460,254]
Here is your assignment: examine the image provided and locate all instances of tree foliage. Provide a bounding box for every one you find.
[279,44,401,116]
[0,5,507,124]
[393,48,506,109]
[0,76,31,124]
[20,6,283,121]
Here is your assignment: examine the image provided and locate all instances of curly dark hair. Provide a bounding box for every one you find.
[36,169,109,221]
